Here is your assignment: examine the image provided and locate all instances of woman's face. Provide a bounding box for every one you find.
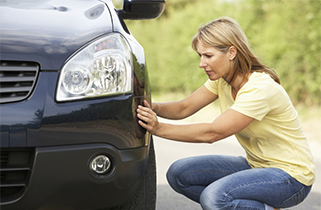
[197,42,232,81]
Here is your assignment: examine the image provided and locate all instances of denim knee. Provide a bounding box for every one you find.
[166,159,207,203]
[166,160,184,193]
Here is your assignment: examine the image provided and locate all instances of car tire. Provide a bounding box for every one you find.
[110,137,156,210]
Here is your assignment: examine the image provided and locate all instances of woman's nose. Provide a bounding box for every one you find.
[199,58,206,68]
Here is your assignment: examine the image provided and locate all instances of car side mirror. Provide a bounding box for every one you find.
[118,0,165,20]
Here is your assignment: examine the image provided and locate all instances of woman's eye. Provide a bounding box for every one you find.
[197,53,212,58]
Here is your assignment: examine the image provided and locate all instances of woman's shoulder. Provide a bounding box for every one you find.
[245,72,289,101]
[247,72,280,91]
[250,72,275,83]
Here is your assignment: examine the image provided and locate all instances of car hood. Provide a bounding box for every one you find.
[0,0,113,70]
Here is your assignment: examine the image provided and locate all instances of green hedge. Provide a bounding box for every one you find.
[125,0,321,106]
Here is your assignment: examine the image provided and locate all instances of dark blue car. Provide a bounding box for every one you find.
[0,0,165,209]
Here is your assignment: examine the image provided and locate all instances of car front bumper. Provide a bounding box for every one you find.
[1,143,149,210]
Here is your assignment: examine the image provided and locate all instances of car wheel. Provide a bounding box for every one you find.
[110,137,156,210]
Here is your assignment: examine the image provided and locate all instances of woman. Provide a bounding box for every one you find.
[136,17,315,210]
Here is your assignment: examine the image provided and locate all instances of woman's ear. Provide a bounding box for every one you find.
[228,46,237,60]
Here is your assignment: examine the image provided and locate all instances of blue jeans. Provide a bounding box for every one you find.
[166,155,312,210]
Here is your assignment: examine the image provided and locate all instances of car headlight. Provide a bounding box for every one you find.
[56,33,132,101]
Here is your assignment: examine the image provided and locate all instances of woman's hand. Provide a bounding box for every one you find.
[137,100,160,135]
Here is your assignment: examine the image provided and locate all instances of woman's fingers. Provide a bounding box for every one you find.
[137,103,159,134]
[137,112,151,124]
[137,105,152,116]
[143,100,151,108]
[137,120,149,130]
[137,105,152,123]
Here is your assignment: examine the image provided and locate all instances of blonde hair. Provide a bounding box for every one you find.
[192,17,280,84]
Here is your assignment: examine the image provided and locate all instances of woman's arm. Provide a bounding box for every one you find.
[137,101,254,143]
[153,85,218,120]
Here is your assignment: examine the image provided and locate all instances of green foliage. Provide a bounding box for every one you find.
[125,0,321,105]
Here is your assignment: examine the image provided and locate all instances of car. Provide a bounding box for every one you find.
[0,0,165,209]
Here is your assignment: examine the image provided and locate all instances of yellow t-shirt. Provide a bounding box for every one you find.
[205,72,315,186]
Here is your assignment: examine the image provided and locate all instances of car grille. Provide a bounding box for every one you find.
[0,61,39,104]
[0,148,34,203]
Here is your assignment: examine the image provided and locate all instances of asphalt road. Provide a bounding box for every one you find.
[153,106,321,210]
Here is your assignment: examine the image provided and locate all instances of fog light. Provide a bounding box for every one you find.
[90,155,111,174]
